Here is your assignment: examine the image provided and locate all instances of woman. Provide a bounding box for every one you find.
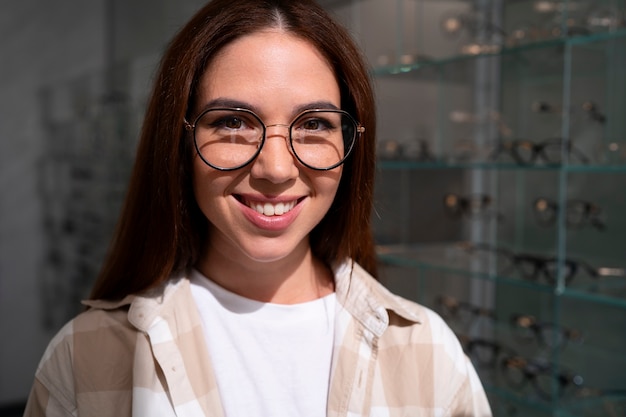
[24,0,492,416]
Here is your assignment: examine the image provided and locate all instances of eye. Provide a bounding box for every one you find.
[202,111,259,132]
[298,116,334,132]
[303,119,322,130]
[221,116,244,129]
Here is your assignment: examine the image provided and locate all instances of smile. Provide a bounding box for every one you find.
[243,199,298,216]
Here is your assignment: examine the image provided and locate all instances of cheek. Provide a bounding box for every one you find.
[192,160,208,201]
[315,168,343,204]
[192,160,224,211]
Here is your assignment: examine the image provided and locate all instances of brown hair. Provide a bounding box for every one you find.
[90,0,377,300]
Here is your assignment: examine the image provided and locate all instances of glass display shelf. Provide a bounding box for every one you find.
[485,384,560,415]
[371,28,626,77]
[377,160,626,172]
[376,245,626,309]
[328,1,626,414]
[561,286,626,309]
[558,393,626,417]
[484,384,626,417]
[378,249,554,295]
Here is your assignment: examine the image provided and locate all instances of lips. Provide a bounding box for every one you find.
[235,194,305,232]
[236,195,304,217]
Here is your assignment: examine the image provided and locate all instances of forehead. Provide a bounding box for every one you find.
[196,30,340,115]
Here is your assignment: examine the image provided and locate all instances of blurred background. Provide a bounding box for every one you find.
[0,0,213,411]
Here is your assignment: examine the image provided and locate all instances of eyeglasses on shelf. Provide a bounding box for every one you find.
[443,193,503,221]
[533,197,606,231]
[531,99,607,124]
[488,138,590,166]
[457,335,517,369]
[456,241,626,286]
[436,295,496,324]
[500,355,584,401]
[509,313,584,350]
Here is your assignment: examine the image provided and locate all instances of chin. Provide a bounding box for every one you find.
[236,237,309,265]
[242,247,300,264]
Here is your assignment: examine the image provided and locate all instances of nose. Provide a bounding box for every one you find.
[249,124,299,183]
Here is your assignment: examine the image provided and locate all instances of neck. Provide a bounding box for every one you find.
[196,241,335,304]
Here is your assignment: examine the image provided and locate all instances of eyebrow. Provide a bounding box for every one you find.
[196,98,341,117]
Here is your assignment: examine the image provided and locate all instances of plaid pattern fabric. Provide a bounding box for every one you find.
[24,261,491,417]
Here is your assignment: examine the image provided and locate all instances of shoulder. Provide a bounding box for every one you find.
[374,284,465,361]
[338,260,464,351]
[346,264,491,416]
[37,304,134,362]
[33,279,188,396]
[36,276,197,374]
[341,260,449,328]
[30,306,136,415]
[35,305,137,380]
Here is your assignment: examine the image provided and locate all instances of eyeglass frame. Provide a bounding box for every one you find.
[489,138,590,166]
[183,107,365,171]
[500,355,584,400]
[442,193,503,221]
[509,313,583,350]
[456,335,517,369]
[435,295,496,322]
[457,241,625,285]
[532,197,606,231]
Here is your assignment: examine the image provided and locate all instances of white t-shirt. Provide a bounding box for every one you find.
[190,269,336,417]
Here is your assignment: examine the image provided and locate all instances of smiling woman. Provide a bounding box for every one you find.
[23,1,492,416]
[190,30,345,300]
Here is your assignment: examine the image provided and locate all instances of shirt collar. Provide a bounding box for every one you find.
[82,277,188,332]
[82,260,423,337]
[334,259,422,337]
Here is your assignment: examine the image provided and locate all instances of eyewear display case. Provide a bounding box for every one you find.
[330,0,626,415]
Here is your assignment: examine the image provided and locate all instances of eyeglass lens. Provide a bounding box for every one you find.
[191,108,357,170]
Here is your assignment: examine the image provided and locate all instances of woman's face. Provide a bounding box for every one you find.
[192,30,342,267]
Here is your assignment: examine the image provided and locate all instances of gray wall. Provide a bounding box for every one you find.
[0,0,209,404]
[1,1,105,403]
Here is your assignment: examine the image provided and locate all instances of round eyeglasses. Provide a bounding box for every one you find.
[184,108,364,171]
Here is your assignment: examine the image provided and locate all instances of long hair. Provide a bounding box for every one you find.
[90,0,377,300]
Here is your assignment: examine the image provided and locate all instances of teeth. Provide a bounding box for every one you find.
[248,200,296,216]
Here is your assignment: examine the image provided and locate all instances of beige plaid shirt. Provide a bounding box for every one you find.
[24,261,492,416]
